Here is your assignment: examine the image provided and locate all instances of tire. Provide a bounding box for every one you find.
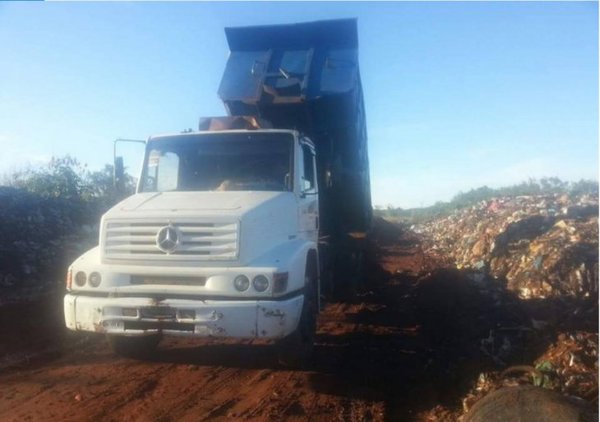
[276,265,318,368]
[463,386,596,422]
[107,334,161,359]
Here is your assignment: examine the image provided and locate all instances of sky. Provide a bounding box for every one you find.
[0,1,597,208]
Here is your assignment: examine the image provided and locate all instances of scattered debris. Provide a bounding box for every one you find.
[413,194,598,420]
[461,385,596,422]
[416,194,598,299]
[534,332,598,401]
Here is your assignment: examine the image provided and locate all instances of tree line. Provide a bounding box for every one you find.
[376,177,599,223]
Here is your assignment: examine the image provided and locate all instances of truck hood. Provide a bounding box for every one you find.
[101,191,299,267]
[109,191,288,215]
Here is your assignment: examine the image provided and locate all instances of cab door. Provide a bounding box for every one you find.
[298,139,319,242]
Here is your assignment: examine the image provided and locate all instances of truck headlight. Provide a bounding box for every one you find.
[233,275,250,291]
[252,275,269,292]
[89,272,102,287]
[75,271,87,287]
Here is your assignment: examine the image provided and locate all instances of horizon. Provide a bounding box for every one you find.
[0,2,597,208]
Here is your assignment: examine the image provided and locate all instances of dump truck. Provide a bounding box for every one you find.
[64,19,371,364]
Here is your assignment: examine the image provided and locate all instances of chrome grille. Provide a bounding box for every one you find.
[103,220,239,260]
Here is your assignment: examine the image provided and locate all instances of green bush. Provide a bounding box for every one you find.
[0,156,136,298]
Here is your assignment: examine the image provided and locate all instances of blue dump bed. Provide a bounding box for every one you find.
[217,19,371,237]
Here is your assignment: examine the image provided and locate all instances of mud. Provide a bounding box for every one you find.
[0,218,596,421]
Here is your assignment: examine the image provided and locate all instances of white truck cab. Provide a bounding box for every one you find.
[64,19,371,363]
[64,129,320,361]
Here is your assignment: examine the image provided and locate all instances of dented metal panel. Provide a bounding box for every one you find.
[64,294,304,339]
[257,295,304,339]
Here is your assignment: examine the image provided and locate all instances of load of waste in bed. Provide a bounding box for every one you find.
[412,193,598,420]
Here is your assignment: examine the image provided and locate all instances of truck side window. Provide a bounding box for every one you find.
[302,144,315,192]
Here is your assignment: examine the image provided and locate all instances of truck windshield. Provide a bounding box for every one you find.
[140,132,294,192]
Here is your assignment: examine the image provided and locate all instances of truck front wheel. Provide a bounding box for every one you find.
[276,266,318,368]
[107,335,161,358]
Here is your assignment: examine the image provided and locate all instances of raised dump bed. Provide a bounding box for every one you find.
[217,19,371,239]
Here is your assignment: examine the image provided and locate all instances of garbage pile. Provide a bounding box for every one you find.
[415,194,598,299]
[412,193,599,420]
[534,331,598,401]
[450,331,599,419]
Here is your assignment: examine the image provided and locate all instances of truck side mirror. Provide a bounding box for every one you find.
[325,170,333,188]
[113,138,146,196]
[114,156,125,193]
[300,178,318,198]
[302,178,315,192]
[284,173,291,190]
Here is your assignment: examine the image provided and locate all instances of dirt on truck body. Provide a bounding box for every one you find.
[0,215,597,421]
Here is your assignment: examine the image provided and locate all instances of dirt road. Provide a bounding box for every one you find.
[0,219,595,421]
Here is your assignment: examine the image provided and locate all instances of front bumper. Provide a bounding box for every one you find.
[64,294,304,339]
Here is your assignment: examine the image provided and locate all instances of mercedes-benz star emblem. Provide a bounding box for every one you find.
[156,225,180,253]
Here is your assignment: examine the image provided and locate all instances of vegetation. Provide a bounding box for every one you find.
[4,156,136,218]
[0,156,136,297]
[375,177,599,223]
